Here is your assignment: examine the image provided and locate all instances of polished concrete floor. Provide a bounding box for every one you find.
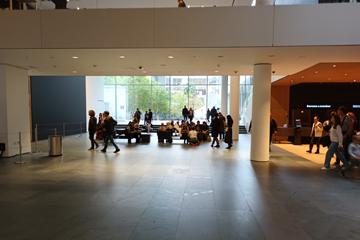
[1,134,360,240]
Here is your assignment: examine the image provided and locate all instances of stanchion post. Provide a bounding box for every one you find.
[63,123,66,140]
[79,122,83,137]
[35,124,38,153]
[15,132,26,164]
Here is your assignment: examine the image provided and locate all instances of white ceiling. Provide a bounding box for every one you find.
[1,45,360,76]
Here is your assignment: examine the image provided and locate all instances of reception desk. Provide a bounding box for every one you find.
[277,127,312,137]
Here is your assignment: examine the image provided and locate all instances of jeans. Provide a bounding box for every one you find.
[324,142,348,169]
[104,134,119,150]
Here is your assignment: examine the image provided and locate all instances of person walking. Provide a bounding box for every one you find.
[189,107,194,122]
[334,106,353,165]
[182,105,189,121]
[307,116,323,154]
[88,110,99,150]
[322,115,349,170]
[270,114,278,151]
[218,112,225,141]
[206,108,211,123]
[211,113,220,148]
[101,111,120,153]
[225,115,234,149]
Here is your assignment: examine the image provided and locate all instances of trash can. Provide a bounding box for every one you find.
[49,135,63,156]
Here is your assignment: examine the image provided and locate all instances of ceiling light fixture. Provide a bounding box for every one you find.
[354,80,357,82]
[142,71,146,73]
[345,74,347,75]
[26,56,31,59]
[77,7,80,10]
[72,56,78,59]
[333,65,336,67]
[302,76,304,78]
[168,56,174,59]
[119,56,125,58]
[315,71,318,73]
[328,78,331,80]
[215,71,219,73]
[73,71,77,73]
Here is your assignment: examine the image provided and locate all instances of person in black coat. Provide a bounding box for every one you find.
[225,115,234,149]
[88,110,99,150]
[211,113,220,148]
[148,109,153,123]
[101,111,120,153]
[182,105,189,121]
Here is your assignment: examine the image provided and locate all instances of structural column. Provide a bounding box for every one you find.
[250,63,272,162]
[221,76,228,116]
[0,64,31,157]
[229,76,240,140]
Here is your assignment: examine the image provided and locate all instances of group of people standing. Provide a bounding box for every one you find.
[305,106,360,177]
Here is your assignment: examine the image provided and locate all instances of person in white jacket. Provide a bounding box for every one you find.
[322,115,349,170]
[307,116,323,154]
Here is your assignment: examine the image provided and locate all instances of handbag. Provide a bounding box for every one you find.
[207,135,211,142]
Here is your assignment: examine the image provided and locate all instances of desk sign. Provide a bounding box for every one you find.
[306,105,331,108]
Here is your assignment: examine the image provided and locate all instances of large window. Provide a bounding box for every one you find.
[104,75,225,123]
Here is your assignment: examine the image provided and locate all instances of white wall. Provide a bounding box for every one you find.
[0,65,31,157]
[86,76,105,128]
[1,4,360,49]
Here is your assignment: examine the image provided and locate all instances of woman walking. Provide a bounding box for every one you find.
[88,110,99,150]
[322,115,349,170]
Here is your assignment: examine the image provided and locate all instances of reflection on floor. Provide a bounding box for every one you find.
[273,142,329,165]
[1,134,360,240]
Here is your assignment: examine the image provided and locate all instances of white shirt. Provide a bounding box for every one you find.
[189,130,197,139]
[330,125,343,146]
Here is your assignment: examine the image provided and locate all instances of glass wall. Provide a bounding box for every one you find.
[103,76,224,123]
[239,75,253,125]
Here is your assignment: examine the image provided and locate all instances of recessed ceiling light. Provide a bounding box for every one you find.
[302,76,304,78]
[26,56,31,59]
[142,71,146,73]
[354,80,356,82]
[76,7,80,10]
[72,56,78,59]
[328,78,331,80]
[168,56,174,59]
[73,71,77,73]
[215,71,219,73]
[333,65,336,67]
[345,73,347,75]
[315,71,318,73]
[201,5,204,7]
[119,56,125,58]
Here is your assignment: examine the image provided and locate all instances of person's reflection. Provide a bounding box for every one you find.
[52,0,67,9]
[178,0,186,7]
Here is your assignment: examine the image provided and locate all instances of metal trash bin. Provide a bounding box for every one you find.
[49,135,63,156]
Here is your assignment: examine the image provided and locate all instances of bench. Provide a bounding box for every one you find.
[115,129,141,144]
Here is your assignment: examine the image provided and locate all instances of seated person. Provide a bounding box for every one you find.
[174,121,181,136]
[126,121,141,143]
[180,120,185,128]
[340,135,360,177]
[201,121,209,141]
[190,121,195,129]
[171,120,175,127]
[189,127,199,145]
[181,123,189,139]
[158,123,168,143]
[144,120,153,133]
[166,122,173,131]
[195,121,203,141]
[158,123,166,131]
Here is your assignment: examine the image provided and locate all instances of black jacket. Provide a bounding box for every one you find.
[182,108,189,116]
[103,116,117,135]
[211,117,220,137]
[88,116,97,133]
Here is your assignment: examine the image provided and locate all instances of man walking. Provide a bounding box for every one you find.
[101,111,120,153]
[211,113,220,148]
[270,114,278,151]
[182,105,189,121]
[307,116,323,154]
[335,106,353,165]
[210,106,217,121]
